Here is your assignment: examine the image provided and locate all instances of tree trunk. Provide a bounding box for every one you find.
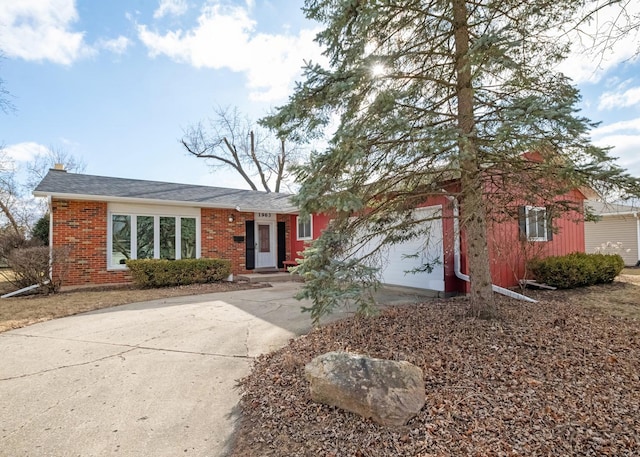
[452,0,496,317]
[0,199,22,237]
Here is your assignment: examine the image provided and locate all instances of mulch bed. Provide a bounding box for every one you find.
[231,297,640,456]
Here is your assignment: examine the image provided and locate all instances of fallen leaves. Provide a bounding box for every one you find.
[231,296,640,456]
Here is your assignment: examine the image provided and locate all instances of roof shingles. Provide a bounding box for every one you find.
[33,170,298,214]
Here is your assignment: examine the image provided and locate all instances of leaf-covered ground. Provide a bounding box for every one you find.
[231,284,640,456]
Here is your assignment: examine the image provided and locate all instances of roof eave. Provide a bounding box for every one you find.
[33,191,299,214]
[594,211,639,217]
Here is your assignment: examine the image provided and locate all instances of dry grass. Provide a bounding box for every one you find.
[526,272,640,320]
[0,280,266,333]
[623,267,640,276]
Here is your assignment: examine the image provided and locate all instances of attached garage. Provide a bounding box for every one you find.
[360,205,445,292]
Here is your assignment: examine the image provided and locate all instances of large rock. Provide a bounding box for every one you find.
[304,351,425,426]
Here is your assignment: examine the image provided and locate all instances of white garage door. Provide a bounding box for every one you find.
[354,205,445,291]
[379,206,444,291]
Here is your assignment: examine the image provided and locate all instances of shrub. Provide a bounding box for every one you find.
[125,258,232,288]
[31,214,50,245]
[528,252,624,289]
[0,230,35,262]
[4,245,71,294]
[589,253,625,284]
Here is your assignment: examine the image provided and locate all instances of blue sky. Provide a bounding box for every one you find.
[1,0,639,194]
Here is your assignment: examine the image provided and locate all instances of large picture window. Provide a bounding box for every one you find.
[112,215,131,265]
[137,215,154,259]
[160,217,176,260]
[181,217,197,259]
[109,209,199,268]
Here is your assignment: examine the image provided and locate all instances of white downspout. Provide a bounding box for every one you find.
[450,197,537,303]
[48,195,53,280]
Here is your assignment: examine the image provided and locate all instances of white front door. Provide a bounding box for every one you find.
[255,222,276,268]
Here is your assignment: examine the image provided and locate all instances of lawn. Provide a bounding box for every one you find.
[0,279,265,333]
[231,273,640,456]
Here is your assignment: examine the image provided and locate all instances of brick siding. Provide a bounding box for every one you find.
[52,199,130,286]
[52,199,292,286]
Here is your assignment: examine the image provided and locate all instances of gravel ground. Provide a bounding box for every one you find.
[231,291,640,456]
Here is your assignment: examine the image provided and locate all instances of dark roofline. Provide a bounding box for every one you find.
[33,170,299,214]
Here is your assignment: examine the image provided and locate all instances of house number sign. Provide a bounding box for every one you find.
[257,212,272,218]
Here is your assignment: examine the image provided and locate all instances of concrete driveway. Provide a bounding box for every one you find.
[0,281,433,457]
[0,282,349,456]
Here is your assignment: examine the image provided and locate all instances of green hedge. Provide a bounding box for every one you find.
[528,252,624,289]
[125,258,232,288]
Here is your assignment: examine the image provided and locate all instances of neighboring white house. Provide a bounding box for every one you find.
[584,201,640,266]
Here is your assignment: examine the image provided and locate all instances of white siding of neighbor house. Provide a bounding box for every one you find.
[584,215,639,266]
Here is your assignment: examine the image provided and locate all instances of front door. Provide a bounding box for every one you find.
[256,222,276,268]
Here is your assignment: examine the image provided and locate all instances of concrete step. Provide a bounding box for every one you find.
[236,272,302,284]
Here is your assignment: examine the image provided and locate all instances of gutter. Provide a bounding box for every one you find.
[449,197,537,303]
[32,192,300,214]
[593,210,639,217]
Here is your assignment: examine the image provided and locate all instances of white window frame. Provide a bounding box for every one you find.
[296,215,313,241]
[525,206,548,242]
[107,204,200,270]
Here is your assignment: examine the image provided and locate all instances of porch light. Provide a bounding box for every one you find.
[228,214,235,223]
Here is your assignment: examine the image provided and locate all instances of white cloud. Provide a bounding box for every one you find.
[592,118,640,136]
[154,0,188,19]
[137,2,324,102]
[0,0,92,65]
[591,118,640,177]
[3,142,50,163]
[97,36,131,55]
[598,86,640,110]
[557,2,640,84]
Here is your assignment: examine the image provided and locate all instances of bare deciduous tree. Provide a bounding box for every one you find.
[0,145,85,237]
[573,0,640,60]
[0,55,14,115]
[25,146,86,190]
[181,106,298,193]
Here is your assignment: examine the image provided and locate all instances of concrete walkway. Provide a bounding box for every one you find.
[0,282,432,457]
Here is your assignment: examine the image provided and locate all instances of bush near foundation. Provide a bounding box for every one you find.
[126,258,232,288]
[528,252,624,289]
[5,246,71,294]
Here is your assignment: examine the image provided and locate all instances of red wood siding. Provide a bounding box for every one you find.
[298,190,585,294]
[460,189,585,290]
[289,213,332,264]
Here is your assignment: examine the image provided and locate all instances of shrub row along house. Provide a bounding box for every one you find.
[34,167,587,293]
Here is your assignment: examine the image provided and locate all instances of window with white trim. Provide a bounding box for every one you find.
[109,213,199,268]
[296,215,313,240]
[524,206,548,241]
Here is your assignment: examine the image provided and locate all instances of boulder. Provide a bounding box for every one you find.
[304,351,425,426]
